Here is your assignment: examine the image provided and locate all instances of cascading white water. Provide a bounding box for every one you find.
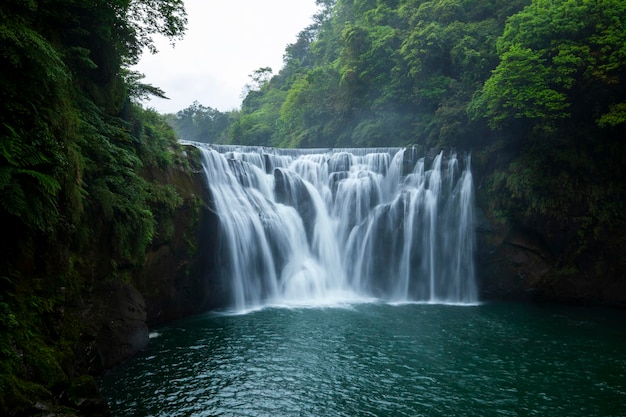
[197,144,477,311]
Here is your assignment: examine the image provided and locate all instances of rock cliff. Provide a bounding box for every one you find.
[82,146,225,374]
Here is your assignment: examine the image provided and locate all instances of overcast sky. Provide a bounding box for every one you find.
[133,0,319,114]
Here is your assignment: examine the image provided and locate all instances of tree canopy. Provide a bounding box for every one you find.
[192,0,529,149]
[473,0,626,131]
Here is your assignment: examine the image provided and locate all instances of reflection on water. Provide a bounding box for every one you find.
[100,302,626,417]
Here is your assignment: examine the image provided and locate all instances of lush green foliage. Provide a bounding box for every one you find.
[220,0,528,149]
[168,0,530,149]
[473,0,626,131]
[470,0,626,284]
[473,0,626,220]
[167,101,234,143]
[0,0,187,413]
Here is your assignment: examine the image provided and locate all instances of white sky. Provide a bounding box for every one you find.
[133,0,319,114]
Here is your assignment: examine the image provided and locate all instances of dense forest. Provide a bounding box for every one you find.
[175,0,626,150]
[1,0,626,414]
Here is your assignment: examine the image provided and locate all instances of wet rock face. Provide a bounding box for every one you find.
[470,142,626,308]
[476,224,555,301]
[139,157,225,325]
[74,282,149,374]
[475,214,626,307]
[77,149,224,374]
[95,283,149,370]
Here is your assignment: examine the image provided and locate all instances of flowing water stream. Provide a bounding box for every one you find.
[197,144,477,311]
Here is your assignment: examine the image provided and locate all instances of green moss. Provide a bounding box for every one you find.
[183,195,204,259]
[0,374,53,415]
[23,341,68,389]
[66,375,100,408]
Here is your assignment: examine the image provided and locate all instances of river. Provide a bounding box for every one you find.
[100,301,626,416]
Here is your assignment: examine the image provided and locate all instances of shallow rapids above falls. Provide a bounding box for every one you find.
[192,143,477,311]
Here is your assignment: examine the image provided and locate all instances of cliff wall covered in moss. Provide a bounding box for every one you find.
[0,143,226,415]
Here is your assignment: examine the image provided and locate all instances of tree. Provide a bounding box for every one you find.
[473,0,626,131]
[126,0,188,60]
[473,44,569,130]
[0,0,187,231]
[241,67,274,97]
[171,101,232,143]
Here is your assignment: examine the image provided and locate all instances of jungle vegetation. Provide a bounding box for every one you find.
[0,0,188,413]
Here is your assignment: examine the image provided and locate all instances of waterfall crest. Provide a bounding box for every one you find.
[197,144,478,311]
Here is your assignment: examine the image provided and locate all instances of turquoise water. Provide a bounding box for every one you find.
[99,302,626,416]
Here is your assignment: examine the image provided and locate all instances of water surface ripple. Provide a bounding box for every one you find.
[100,303,626,416]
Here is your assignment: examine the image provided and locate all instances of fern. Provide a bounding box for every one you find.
[0,124,61,231]
[0,20,68,85]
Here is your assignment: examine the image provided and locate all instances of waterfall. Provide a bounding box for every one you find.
[197,144,478,311]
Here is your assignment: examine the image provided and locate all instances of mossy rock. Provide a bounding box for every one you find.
[65,375,110,416]
[0,375,52,416]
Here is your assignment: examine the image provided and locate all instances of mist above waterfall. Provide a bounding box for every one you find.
[197,144,477,311]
